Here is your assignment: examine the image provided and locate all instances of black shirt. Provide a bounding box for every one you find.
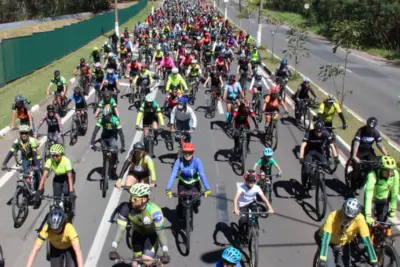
[303,129,333,153]
[354,126,381,152]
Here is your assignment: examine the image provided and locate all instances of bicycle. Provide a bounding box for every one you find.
[323,126,344,173]
[93,145,124,198]
[172,191,205,253]
[370,221,400,266]
[295,99,315,130]
[275,76,288,101]
[235,125,254,175]
[344,158,379,196]
[170,129,191,159]
[41,133,64,162]
[137,127,157,158]
[304,161,329,221]
[0,244,4,267]
[13,150,22,166]
[264,111,285,151]
[187,77,199,105]
[251,88,264,123]
[52,91,68,117]
[205,86,219,118]
[256,173,280,203]
[112,256,165,266]
[69,108,87,145]
[78,75,90,96]
[234,203,268,267]
[7,167,37,227]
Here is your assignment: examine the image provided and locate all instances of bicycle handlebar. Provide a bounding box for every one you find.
[172,190,206,198]
[41,194,71,200]
[92,145,125,152]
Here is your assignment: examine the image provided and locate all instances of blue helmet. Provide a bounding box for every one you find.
[303,77,310,83]
[178,96,189,104]
[222,247,242,264]
[263,147,273,157]
[282,58,288,65]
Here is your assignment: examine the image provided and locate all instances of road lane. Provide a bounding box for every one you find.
[219,0,400,143]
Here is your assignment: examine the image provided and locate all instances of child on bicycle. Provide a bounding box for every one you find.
[215,247,242,267]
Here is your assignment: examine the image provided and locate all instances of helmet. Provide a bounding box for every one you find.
[263,147,273,157]
[19,125,30,133]
[326,95,335,103]
[73,87,81,94]
[133,141,145,151]
[102,107,113,117]
[15,94,24,103]
[156,45,161,50]
[281,58,288,65]
[196,36,201,40]
[172,67,179,74]
[228,75,236,81]
[204,32,210,36]
[130,183,151,197]
[103,91,111,99]
[47,207,66,232]
[145,94,155,103]
[120,43,125,47]
[94,62,101,68]
[380,156,396,170]
[222,247,242,264]
[270,85,280,94]
[108,52,114,58]
[366,117,377,129]
[182,143,195,153]
[342,198,361,218]
[80,58,85,63]
[104,40,108,45]
[244,169,258,182]
[164,51,170,56]
[178,96,189,104]
[54,70,60,76]
[314,120,325,132]
[107,68,114,74]
[141,63,148,70]
[47,104,55,112]
[93,47,98,51]
[191,59,198,64]
[49,144,64,155]
[303,77,310,83]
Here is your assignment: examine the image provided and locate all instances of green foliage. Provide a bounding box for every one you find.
[318,64,352,106]
[282,27,310,75]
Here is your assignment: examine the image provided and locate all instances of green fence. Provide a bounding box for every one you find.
[0,0,147,86]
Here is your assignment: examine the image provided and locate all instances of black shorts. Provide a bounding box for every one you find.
[143,114,158,127]
[50,244,78,267]
[131,231,158,257]
[128,170,149,180]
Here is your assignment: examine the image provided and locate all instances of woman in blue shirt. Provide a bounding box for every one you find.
[165,143,211,219]
[215,247,242,267]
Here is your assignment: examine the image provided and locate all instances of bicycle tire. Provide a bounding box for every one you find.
[272,122,278,151]
[12,186,29,227]
[14,151,22,166]
[44,141,51,162]
[241,138,247,175]
[46,239,51,261]
[69,116,77,145]
[344,158,352,188]
[302,107,309,130]
[315,174,327,221]
[255,101,262,123]
[185,207,191,253]
[209,95,216,118]
[0,244,4,266]
[102,158,109,198]
[248,227,259,267]
[381,243,400,267]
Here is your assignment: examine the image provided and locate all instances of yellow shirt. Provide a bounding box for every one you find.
[44,156,72,176]
[320,209,370,246]
[318,102,342,123]
[37,223,79,250]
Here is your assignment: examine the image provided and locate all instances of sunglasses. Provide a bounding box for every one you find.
[130,196,144,202]
[51,154,61,158]
[183,152,193,156]
[20,132,29,135]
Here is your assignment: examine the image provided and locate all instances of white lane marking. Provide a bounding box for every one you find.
[120,82,130,86]
[340,47,381,66]
[339,66,353,73]
[84,84,158,267]
[217,101,224,115]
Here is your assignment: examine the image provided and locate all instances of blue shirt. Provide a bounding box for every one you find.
[224,82,242,99]
[166,157,210,190]
[104,73,118,85]
[215,261,241,267]
[69,93,84,104]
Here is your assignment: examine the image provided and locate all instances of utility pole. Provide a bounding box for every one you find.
[224,0,228,20]
[152,0,155,14]
[114,0,119,37]
[256,0,262,46]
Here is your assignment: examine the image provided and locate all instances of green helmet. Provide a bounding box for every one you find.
[130,183,151,197]
[50,144,64,155]
[133,141,145,151]
[380,156,396,170]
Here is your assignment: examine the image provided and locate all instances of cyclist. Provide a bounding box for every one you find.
[237,53,252,81]
[263,85,288,128]
[136,94,165,144]
[233,170,274,242]
[165,143,211,216]
[89,46,101,66]
[36,104,63,145]
[186,59,202,84]
[100,69,120,100]
[116,142,156,190]
[95,90,119,118]
[232,101,258,154]
[249,47,261,69]
[158,51,175,79]
[65,87,88,135]
[223,75,244,124]
[101,40,112,60]
[152,45,164,67]
[275,58,292,82]
[35,144,76,206]
[133,64,153,97]
[72,58,91,95]
[294,77,317,119]
[170,96,197,143]
[2,125,41,186]
[364,156,399,224]
[215,247,242,267]
[119,43,129,77]
[166,67,188,94]
[299,120,339,191]
[90,108,126,176]
[213,39,224,60]
[11,94,35,132]
[350,117,387,192]
[46,70,67,97]
[127,58,142,87]
[317,95,347,130]
[26,207,84,267]
[109,184,170,266]
[248,69,264,96]
[105,52,118,71]
[204,66,224,98]
[318,198,377,267]
[91,63,105,91]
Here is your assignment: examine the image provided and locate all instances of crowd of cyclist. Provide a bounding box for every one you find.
[2,0,399,266]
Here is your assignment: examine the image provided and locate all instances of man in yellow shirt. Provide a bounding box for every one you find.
[317,95,347,130]
[26,207,84,267]
[318,198,377,267]
[166,67,188,94]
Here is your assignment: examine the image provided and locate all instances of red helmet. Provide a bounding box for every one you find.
[269,85,280,94]
[204,32,210,37]
[244,170,258,182]
[182,143,195,153]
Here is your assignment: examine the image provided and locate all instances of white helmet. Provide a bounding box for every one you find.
[107,69,114,74]
[145,94,155,102]
[172,67,179,74]
[104,40,108,45]
[191,59,198,64]
[94,62,101,68]
[108,52,114,58]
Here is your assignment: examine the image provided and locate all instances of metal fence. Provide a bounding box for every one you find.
[0,0,147,86]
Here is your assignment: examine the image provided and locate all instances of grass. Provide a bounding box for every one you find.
[366,48,400,62]
[0,2,152,129]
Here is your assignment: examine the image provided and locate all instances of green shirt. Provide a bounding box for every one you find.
[255,157,278,175]
[96,115,122,139]
[50,76,67,91]
[98,97,117,109]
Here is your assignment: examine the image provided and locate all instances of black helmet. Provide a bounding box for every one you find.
[15,94,24,103]
[54,70,60,77]
[164,51,170,57]
[314,120,325,132]
[228,74,236,82]
[133,141,145,151]
[47,207,66,232]
[367,117,377,129]
[80,58,85,63]
[103,91,111,99]
[47,104,55,112]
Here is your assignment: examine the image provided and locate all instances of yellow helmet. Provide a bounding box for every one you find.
[93,47,98,51]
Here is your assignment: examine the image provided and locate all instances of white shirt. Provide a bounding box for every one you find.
[237,183,263,207]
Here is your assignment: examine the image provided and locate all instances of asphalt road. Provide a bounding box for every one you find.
[218,0,400,143]
[0,48,399,267]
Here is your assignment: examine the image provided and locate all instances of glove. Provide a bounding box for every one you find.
[318,261,327,267]
[366,215,374,225]
[204,190,211,197]
[389,210,396,218]
[299,158,304,164]
[70,191,77,199]
[120,147,126,153]
[90,145,96,151]
[342,124,348,130]
[34,190,43,203]
[109,250,120,261]
[160,252,171,264]
[334,157,340,164]
[277,171,282,177]
[371,262,379,267]
[165,190,172,198]
[1,165,7,171]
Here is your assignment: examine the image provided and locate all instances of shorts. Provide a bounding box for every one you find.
[143,114,158,127]
[128,169,149,180]
[50,244,78,267]
[131,231,158,257]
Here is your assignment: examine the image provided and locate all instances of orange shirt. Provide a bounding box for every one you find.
[264,95,283,110]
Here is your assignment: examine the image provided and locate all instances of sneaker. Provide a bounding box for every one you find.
[193,204,199,214]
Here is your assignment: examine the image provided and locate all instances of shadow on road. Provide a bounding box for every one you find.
[162,207,189,257]
[212,221,237,247]
[214,149,243,176]
[210,120,233,139]
[324,177,349,198]
[86,167,102,182]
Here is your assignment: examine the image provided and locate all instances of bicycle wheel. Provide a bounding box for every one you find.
[148,137,154,158]
[315,174,327,221]
[46,239,50,261]
[381,243,400,266]
[271,122,279,151]
[248,227,259,267]
[185,207,191,253]
[44,141,51,162]
[302,107,310,130]
[14,151,22,166]
[209,95,216,118]
[102,158,109,198]
[69,117,77,145]
[255,101,262,123]
[0,244,4,266]
[241,139,247,175]
[344,158,353,188]
[12,186,29,227]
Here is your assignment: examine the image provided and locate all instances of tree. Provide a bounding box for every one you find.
[318,64,352,106]
[265,16,283,62]
[237,0,260,34]
[282,27,310,77]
